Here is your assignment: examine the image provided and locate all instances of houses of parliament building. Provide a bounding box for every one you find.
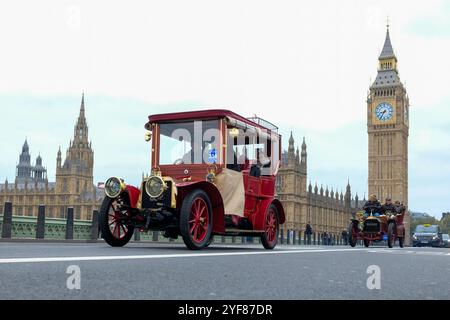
[0,94,103,220]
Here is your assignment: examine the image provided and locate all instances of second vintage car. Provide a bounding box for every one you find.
[99,109,285,250]
[348,208,405,248]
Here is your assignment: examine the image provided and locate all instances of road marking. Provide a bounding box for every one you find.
[368,249,450,256]
[0,248,367,264]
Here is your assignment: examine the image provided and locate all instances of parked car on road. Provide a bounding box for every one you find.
[441,234,449,248]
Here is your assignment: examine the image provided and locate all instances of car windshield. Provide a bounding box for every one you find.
[442,234,449,240]
[158,120,220,165]
[414,225,438,233]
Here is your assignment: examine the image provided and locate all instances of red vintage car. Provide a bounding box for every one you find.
[99,109,285,250]
[348,209,405,248]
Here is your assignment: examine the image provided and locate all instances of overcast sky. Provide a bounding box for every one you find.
[1,0,449,218]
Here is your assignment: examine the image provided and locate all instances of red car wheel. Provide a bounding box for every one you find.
[180,189,213,250]
[99,196,134,247]
[261,204,279,250]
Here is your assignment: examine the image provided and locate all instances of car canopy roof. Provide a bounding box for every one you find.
[146,109,280,138]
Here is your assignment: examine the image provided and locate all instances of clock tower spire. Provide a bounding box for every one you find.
[367,23,410,243]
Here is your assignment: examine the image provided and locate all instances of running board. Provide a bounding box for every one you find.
[220,229,265,237]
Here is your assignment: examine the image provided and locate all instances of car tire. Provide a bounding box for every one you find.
[261,204,279,250]
[180,189,213,250]
[205,235,214,247]
[398,236,404,248]
[99,196,134,247]
[364,239,370,247]
[387,222,396,248]
[348,222,358,247]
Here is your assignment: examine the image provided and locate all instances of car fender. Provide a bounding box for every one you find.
[176,181,225,233]
[125,185,141,208]
[252,198,285,230]
[396,223,405,237]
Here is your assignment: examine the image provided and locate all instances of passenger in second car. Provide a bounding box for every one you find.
[381,197,397,215]
[363,194,382,218]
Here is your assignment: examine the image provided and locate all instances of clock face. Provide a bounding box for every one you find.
[375,102,394,121]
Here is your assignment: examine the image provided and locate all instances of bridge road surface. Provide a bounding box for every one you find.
[0,242,449,300]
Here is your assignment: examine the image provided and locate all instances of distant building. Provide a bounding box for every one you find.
[277,133,361,238]
[410,211,432,220]
[0,94,103,220]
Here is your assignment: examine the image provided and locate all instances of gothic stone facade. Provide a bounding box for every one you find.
[0,94,102,220]
[277,133,362,239]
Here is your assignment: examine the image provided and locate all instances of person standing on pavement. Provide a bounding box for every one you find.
[342,230,348,245]
[305,222,313,245]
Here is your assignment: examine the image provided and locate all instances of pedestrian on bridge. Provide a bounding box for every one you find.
[305,222,313,245]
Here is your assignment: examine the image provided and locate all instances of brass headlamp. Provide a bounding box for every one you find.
[144,130,152,142]
[104,177,126,198]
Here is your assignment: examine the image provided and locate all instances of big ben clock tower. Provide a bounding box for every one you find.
[367,23,410,239]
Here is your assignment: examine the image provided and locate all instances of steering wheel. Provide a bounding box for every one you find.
[173,158,184,165]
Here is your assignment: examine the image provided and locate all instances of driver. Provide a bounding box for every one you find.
[381,197,396,215]
[363,194,382,218]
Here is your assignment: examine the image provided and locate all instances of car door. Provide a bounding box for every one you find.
[243,169,261,214]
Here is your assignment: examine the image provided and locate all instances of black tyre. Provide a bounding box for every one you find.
[364,239,370,247]
[180,189,213,250]
[205,235,214,247]
[99,196,134,247]
[398,235,404,248]
[348,222,357,247]
[387,222,396,248]
[261,204,279,249]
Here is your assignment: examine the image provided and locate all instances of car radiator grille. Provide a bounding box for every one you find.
[363,219,380,233]
[141,181,172,209]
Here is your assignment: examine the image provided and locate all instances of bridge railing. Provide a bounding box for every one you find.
[1,201,348,245]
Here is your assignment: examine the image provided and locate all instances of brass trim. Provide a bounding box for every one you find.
[162,177,177,208]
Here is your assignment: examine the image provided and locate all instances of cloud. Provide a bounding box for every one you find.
[407,0,450,37]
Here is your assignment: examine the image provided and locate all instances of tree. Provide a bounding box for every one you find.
[410,215,439,233]
[440,213,450,234]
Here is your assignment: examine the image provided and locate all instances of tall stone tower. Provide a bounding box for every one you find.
[55,93,94,197]
[15,139,33,185]
[367,24,410,242]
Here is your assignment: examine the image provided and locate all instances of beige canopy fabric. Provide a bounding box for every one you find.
[214,168,246,217]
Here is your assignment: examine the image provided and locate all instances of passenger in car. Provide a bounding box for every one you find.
[381,197,396,215]
[363,194,382,217]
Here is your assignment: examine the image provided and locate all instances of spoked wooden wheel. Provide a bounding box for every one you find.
[261,204,279,249]
[180,189,213,250]
[189,197,209,243]
[99,196,134,247]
